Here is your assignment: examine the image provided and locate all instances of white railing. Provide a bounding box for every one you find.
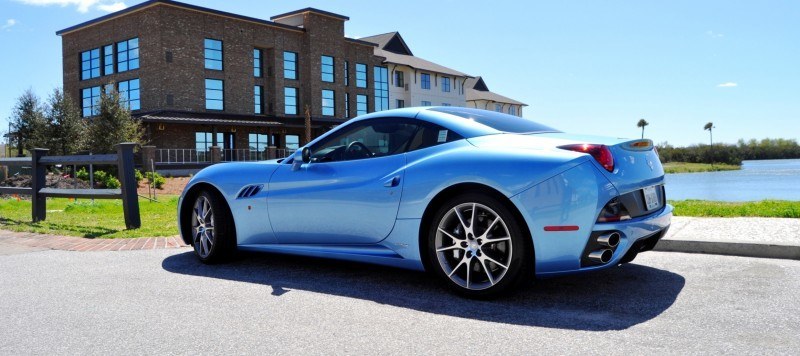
[156,149,209,164]
[277,149,297,159]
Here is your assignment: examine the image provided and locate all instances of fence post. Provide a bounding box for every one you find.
[117,143,141,229]
[210,146,221,163]
[31,148,48,222]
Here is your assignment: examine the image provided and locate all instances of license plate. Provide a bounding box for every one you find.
[643,185,660,211]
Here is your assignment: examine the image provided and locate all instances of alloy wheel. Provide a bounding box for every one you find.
[192,195,215,258]
[434,202,513,290]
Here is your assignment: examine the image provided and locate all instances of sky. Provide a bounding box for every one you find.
[0,0,798,147]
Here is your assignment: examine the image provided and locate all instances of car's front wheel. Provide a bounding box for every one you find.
[426,193,531,298]
[187,190,235,263]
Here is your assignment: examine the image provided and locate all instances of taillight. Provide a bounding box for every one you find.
[559,144,615,172]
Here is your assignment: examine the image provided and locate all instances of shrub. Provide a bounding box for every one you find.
[75,167,89,181]
[145,171,166,189]
[134,169,144,184]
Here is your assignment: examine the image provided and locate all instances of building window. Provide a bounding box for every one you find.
[396,99,404,109]
[509,106,517,116]
[441,77,451,92]
[116,37,139,72]
[118,79,140,111]
[204,38,222,70]
[322,89,335,116]
[421,73,431,90]
[495,103,503,112]
[196,132,222,159]
[395,71,404,87]
[81,48,101,80]
[421,100,431,106]
[103,45,114,76]
[253,49,262,77]
[345,93,350,118]
[81,86,101,117]
[344,61,349,86]
[285,135,300,150]
[205,79,223,110]
[284,87,298,115]
[355,63,367,88]
[249,133,270,159]
[284,51,297,79]
[356,94,368,116]
[374,66,389,112]
[442,103,451,106]
[254,85,263,114]
[321,55,334,82]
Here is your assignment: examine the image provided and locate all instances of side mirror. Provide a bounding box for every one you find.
[301,147,311,163]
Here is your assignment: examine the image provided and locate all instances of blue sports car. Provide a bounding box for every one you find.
[178,107,672,298]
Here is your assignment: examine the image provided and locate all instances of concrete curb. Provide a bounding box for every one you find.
[655,239,800,260]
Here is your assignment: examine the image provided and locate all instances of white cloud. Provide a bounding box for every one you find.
[14,0,126,13]
[706,30,724,38]
[2,19,17,30]
[717,82,738,88]
[97,1,126,12]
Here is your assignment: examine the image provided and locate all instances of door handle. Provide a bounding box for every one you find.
[384,175,401,188]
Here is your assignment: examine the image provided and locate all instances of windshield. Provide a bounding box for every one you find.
[430,107,559,134]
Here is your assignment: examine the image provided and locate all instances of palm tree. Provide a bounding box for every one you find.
[704,122,715,167]
[637,118,649,139]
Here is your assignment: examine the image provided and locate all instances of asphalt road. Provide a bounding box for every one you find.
[1,246,798,354]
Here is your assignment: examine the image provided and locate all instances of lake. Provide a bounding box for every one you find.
[665,159,800,201]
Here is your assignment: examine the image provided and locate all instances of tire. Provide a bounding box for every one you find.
[425,193,531,299]
[185,189,236,264]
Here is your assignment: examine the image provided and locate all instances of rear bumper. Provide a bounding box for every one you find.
[537,204,672,277]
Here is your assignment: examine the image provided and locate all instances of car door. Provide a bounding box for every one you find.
[267,118,418,245]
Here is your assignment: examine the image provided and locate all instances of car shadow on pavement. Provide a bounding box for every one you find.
[162,251,685,331]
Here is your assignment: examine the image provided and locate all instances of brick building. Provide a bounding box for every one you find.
[57,0,386,168]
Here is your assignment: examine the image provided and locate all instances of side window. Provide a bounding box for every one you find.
[311,119,417,163]
[406,123,464,152]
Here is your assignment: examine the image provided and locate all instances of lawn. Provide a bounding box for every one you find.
[670,200,800,218]
[663,162,741,174]
[0,196,179,238]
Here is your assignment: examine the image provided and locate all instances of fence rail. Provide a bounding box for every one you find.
[0,143,140,229]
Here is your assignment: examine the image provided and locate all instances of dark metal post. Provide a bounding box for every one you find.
[117,143,141,229]
[30,148,48,222]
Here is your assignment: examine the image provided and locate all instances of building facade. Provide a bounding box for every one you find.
[359,32,471,110]
[465,77,527,117]
[58,0,387,167]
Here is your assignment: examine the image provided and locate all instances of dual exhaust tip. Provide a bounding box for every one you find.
[588,232,621,264]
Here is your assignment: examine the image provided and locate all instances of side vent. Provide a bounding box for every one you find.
[236,184,264,199]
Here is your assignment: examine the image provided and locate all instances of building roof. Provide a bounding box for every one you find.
[465,77,527,106]
[270,7,349,21]
[360,32,413,56]
[56,0,306,35]
[361,32,469,78]
[137,111,283,127]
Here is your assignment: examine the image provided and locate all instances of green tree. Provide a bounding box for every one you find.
[637,118,649,139]
[44,88,86,156]
[85,88,144,153]
[10,89,47,155]
[704,122,715,166]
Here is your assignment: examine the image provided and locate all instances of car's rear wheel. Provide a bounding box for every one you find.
[426,193,530,298]
[188,190,235,263]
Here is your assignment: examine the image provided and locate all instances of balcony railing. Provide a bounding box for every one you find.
[154,148,296,164]
[156,149,210,164]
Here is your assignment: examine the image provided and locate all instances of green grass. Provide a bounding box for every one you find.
[0,196,179,238]
[671,200,800,218]
[663,162,741,174]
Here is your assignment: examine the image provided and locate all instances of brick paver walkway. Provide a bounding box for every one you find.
[0,230,189,251]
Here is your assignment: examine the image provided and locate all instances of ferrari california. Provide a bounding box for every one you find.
[178,107,672,298]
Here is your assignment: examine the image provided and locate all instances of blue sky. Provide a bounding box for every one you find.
[0,0,798,147]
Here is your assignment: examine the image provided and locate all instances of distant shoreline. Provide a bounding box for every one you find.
[663,162,741,174]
